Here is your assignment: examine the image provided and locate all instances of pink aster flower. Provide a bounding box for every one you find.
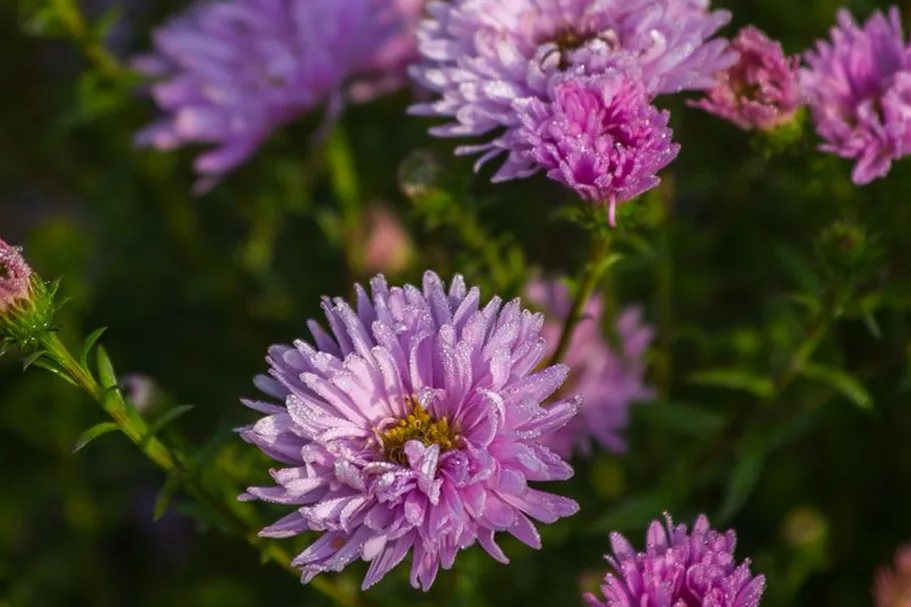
[410,0,734,182]
[585,514,766,607]
[239,271,580,591]
[134,0,418,192]
[690,26,801,131]
[0,238,33,317]
[361,204,414,275]
[515,69,679,223]
[801,7,911,184]
[875,542,911,607]
[525,279,653,458]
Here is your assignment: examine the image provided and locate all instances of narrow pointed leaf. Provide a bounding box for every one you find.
[799,363,873,411]
[80,327,107,367]
[96,345,118,390]
[32,358,78,387]
[153,476,182,521]
[141,405,195,448]
[73,422,121,453]
[688,368,774,399]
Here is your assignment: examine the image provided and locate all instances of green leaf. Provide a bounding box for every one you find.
[31,358,78,387]
[141,405,195,448]
[96,345,118,390]
[718,447,765,523]
[774,243,822,295]
[21,349,47,371]
[687,368,774,399]
[635,402,726,438]
[153,476,182,521]
[80,327,107,368]
[73,422,120,453]
[861,309,882,339]
[799,363,873,411]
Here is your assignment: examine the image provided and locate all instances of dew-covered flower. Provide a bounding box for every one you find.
[525,279,653,458]
[410,0,734,182]
[516,69,679,223]
[875,542,911,607]
[801,7,911,184]
[0,238,55,347]
[239,271,580,590]
[690,26,801,131]
[134,0,419,192]
[0,238,33,317]
[585,514,766,607]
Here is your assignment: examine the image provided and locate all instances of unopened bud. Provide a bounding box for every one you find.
[0,237,55,349]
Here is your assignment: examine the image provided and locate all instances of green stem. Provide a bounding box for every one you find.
[549,230,611,365]
[50,0,122,78]
[38,333,363,607]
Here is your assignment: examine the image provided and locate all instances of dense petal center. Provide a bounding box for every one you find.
[378,397,462,465]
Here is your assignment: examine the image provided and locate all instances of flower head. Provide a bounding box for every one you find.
[690,26,801,131]
[525,279,653,458]
[585,514,766,607]
[134,0,416,192]
[875,543,911,607]
[0,238,55,348]
[801,7,911,184]
[240,271,580,591]
[0,239,33,316]
[410,0,733,182]
[516,69,679,223]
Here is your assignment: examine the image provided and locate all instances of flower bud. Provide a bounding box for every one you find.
[690,26,802,132]
[0,238,55,348]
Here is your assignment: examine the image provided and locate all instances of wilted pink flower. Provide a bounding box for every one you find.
[585,514,766,607]
[525,279,653,458]
[134,0,419,192]
[690,26,801,131]
[362,205,414,275]
[240,271,580,590]
[0,238,33,316]
[410,0,734,183]
[875,543,911,607]
[516,68,679,223]
[801,7,911,184]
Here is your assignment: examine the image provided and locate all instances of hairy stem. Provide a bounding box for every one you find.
[38,332,363,607]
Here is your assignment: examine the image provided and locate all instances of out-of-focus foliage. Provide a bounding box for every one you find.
[2,0,911,606]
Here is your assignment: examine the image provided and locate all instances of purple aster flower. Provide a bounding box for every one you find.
[515,68,679,223]
[875,542,911,607]
[134,0,416,192]
[239,271,580,591]
[410,0,734,182]
[585,513,766,607]
[525,279,653,458]
[690,26,801,131]
[0,238,33,317]
[801,7,911,184]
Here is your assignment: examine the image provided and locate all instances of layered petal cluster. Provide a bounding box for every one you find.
[801,7,911,184]
[875,543,911,607]
[410,0,734,192]
[516,69,679,222]
[585,514,766,607]
[525,279,653,458]
[134,0,419,191]
[240,271,580,591]
[0,238,33,316]
[691,26,801,131]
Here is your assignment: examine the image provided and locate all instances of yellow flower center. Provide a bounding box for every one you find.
[379,397,461,466]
